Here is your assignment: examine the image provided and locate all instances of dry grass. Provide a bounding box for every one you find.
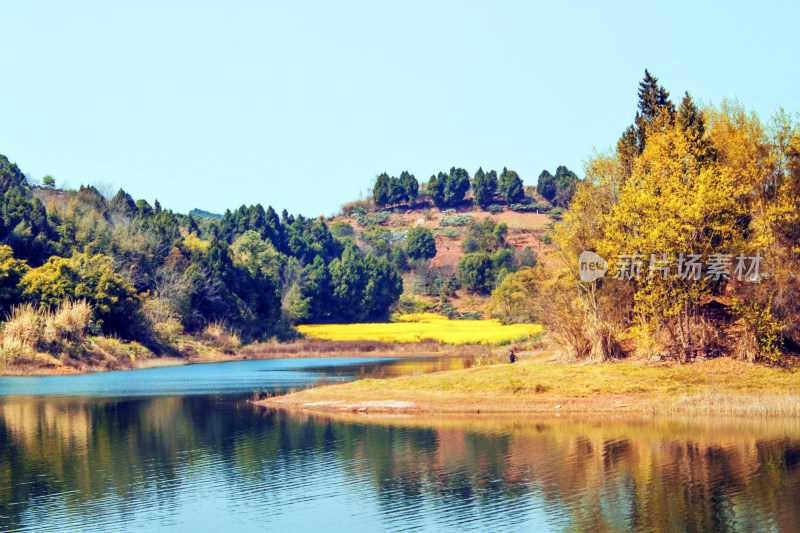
[296,314,543,345]
[201,321,242,354]
[0,300,92,362]
[260,355,800,417]
[240,338,488,359]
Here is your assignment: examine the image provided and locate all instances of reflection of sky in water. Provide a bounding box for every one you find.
[1,359,799,532]
[0,356,453,398]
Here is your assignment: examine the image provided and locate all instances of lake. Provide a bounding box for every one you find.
[1,357,799,532]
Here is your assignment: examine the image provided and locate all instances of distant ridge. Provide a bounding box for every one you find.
[190,208,222,220]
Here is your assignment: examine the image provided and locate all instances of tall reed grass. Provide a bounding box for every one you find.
[202,321,242,354]
[0,300,92,362]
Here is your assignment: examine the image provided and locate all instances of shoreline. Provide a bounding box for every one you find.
[0,339,488,377]
[256,355,800,418]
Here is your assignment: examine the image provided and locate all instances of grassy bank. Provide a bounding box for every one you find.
[258,354,800,417]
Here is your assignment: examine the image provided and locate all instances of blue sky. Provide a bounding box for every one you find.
[2,1,798,217]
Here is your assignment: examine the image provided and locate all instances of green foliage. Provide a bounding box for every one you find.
[406,227,437,260]
[552,166,580,207]
[487,204,503,214]
[499,168,524,204]
[411,265,458,297]
[330,220,354,238]
[510,203,542,212]
[356,211,390,226]
[440,214,472,227]
[460,218,507,253]
[0,155,29,193]
[20,252,142,335]
[400,171,419,204]
[328,243,402,322]
[373,171,418,207]
[189,208,222,220]
[458,252,495,294]
[537,170,556,201]
[731,298,785,362]
[537,166,580,207]
[473,167,498,206]
[41,175,56,190]
[0,245,30,312]
[428,168,470,208]
[0,153,407,346]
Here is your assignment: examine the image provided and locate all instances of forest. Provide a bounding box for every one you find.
[0,160,407,358]
[490,71,800,363]
[0,144,578,363]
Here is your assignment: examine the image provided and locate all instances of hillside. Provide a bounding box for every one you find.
[328,185,559,317]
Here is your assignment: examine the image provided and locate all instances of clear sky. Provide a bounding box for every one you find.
[2,1,798,217]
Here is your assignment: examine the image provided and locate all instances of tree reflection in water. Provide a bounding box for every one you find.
[1,397,799,532]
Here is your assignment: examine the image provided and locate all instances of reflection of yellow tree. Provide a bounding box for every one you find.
[4,398,800,532]
[299,413,800,532]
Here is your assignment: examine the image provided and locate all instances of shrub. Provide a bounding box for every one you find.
[406,227,437,260]
[330,220,354,238]
[487,204,503,215]
[458,252,495,293]
[20,252,142,335]
[438,228,460,240]
[142,297,184,344]
[731,298,785,362]
[440,214,472,227]
[510,203,548,212]
[394,295,437,314]
[0,300,92,361]
[202,321,242,354]
[355,211,390,226]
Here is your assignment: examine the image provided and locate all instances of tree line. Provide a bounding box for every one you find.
[0,157,403,353]
[372,165,580,210]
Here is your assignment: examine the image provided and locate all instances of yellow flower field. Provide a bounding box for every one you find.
[295,313,543,345]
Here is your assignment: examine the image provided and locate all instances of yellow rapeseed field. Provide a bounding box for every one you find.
[295,313,543,345]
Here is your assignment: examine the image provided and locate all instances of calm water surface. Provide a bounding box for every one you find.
[1,357,799,532]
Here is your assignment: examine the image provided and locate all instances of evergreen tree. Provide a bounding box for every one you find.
[473,167,498,206]
[400,171,418,204]
[499,168,524,204]
[387,176,407,206]
[427,173,446,208]
[633,69,675,154]
[677,92,715,162]
[373,173,391,207]
[406,226,437,260]
[0,155,29,192]
[444,167,470,205]
[537,170,556,201]
[109,189,137,218]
